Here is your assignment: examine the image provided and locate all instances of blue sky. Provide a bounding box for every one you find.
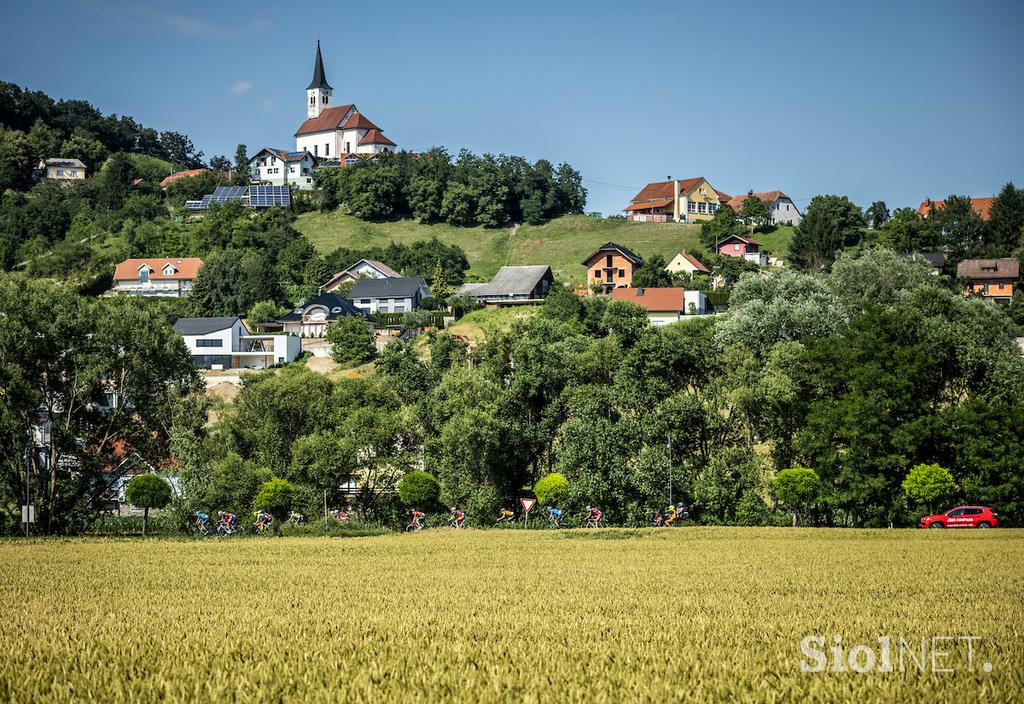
[2,0,1022,216]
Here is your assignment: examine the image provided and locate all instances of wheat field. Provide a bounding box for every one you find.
[0,529,1021,703]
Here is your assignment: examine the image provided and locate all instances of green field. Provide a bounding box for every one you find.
[1,529,1020,702]
[294,212,795,282]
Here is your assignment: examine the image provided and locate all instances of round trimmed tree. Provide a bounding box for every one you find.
[253,477,296,525]
[534,473,569,508]
[124,473,172,537]
[902,463,956,514]
[397,470,440,509]
[326,317,376,367]
[773,467,822,526]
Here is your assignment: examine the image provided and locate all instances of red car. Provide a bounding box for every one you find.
[918,506,999,529]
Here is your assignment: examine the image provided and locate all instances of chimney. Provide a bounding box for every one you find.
[636,287,644,297]
[673,179,681,222]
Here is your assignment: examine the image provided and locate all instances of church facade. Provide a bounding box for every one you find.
[294,42,396,160]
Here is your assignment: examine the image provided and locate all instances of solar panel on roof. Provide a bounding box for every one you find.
[247,185,291,209]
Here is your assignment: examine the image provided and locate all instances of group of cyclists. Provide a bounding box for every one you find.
[192,509,344,536]
[407,504,609,531]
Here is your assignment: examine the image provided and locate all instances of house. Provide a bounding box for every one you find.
[349,277,431,314]
[37,158,86,181]
[159,168,209,189]
[725,190,802,226]
[583,242,644,293]
[716,234,769,266]
[918,197,996,221]
[899,252,946,275]
[624,177,730,223]
[111,258,203,297]
[248,148,317,190]
[610,287,709,326]
[258,292,372,337]
[294,41,397,159]
[322,259,402,292]
[665,250,710,278]
[456,265,554,306]
[172,317,300,370]
[956,258,1019,304]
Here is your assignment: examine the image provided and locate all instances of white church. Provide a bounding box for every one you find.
[294,41,397,159]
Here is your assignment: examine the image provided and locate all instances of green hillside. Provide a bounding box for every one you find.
[294,212,794,282]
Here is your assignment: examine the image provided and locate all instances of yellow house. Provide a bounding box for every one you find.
[624,177,731,223]
[38,158,87,181]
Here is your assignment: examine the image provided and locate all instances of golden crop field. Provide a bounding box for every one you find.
[1,528,1021,703]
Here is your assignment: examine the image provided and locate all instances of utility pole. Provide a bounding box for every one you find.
[23,446,31,537]
[667,436,673,507]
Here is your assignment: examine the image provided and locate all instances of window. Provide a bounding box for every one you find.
[139,268,150,283]
[163,264,175,275]
[345,141,351,152]
[947,508,966,516]
[698,202,707,214]
[314,145,318,156]
[56,169,64,176]
[606,254,613,268]
[618,269,625,277]
[734,244,740,251]
[290,166,296,173]
[360,299,371,305]
[709,203,718,213]
[687,201,696,213]
[310,95,315,105]
[196,339,222,348]
[325,143,330,156]
[393,305,406,313]
[70,170,77,177]
[963,508,982,515]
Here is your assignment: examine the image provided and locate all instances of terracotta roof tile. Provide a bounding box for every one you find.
[726,190,789,211]
[341,113,379,130]
[358,129,396,146]
[611,287,687,312]
[114,258,203,281]
[918,197,996,221]
[295,105,356,136]
[624,198,674,211]
[160,168,209,188]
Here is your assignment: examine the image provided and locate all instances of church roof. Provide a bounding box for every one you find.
[295,105,356,136]
[358,129,396,146]
[341,113,380,131]
[307,41,332,90]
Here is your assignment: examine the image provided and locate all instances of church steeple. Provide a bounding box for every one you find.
[306,41,333,118]
[307,40,332,90]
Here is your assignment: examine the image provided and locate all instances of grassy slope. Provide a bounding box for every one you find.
[294,212,795,282]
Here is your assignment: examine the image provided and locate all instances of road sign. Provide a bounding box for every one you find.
[21,505,35,523]
[520,498,536,513]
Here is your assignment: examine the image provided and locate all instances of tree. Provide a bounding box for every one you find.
[253,477,296,525]
[233,144,249,173]
[739,195,770,232]
[789,195,864,270]
[60,128,109,172]
[0,128,33,192]
[159,131,204,169]
[631,254,674,288]
[534,473,569,507]
[866,201,890,230]
[930,195,985,262]
[326,317,376,366]
[441,182,476,226]
[430,260,451,299]
[985,182,1024,253]
[208,155,231,172]
[877,208,933,252]
[406,176,442,222]
[247,300,283,324]
[398,470,440,508]
[773,467,822,526]
[902,463,956,514]
[124,473,172,536]
[601,300,649,348]
[700,204,745,249]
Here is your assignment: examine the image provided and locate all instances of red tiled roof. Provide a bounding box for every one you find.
[676,251,710,273]
[624,198,674,211]
[611,287,687,312]
[341,113,379,131]
[294,105,356,136]
[628,177,728,208]
[160,168,208,188]
[726,190,789,211]
[716,234,761,247]
[358,129,396,146]
[113,258,203,281]
[918,197,996,221]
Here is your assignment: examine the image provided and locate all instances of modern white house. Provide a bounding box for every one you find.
[322,259,402,293]
[293,41,397,159]
[257,292,373,337]
[37,158,86,181]
[172,317,300,370]
[349,277,430,314]
[111,258,203,297]
[248,147,317,190]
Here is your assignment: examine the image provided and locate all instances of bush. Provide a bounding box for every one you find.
[253,477,296,524]
[326,317,376,366]
[397,470,440,508]
[534,473,569,507]
[124,473,172,536]
[773,467,822,526]
[902,463,956,514]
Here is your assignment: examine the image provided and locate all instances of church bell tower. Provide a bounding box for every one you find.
[306,40,333,119]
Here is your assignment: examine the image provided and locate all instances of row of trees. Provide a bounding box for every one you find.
[314,148,587,226]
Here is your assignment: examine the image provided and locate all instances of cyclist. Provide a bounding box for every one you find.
[584,506,602,528]
[331,509,350,524]
[286,511,306,526]
[217,510,237,534]
[449,507,466,529]
[408,510,426,531]
[664,504,678,527]
[652,511,664,527]
[495,507,515,525]
[254,510,273,533]
[193,511,210,535]
[546,506,563,528]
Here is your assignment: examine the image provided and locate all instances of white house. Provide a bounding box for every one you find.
[725,190,803,226]
[322,259,401,293]
[293,41,397,159]
[610,287,709,326]
[111,258,203,297]
[249,147,317,190]
[37,158,86,181]
[349,277,430,314]
[172,317,300,370]
[258,292,373,337]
